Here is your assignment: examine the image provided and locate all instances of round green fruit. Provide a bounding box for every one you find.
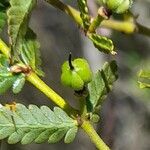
[61,58,92,91]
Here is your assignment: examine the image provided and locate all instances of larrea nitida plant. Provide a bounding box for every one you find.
[0,0,149,150]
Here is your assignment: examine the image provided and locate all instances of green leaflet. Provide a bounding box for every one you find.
[7,0,37,59]
[87,61,118,112]
[21,28,44,76]
[0,54,9,67]
[12,73,25,94]
[64,126,78,143]
[48,129,67,143]
[138,70,150,89]
[0,54,16,94]
[88,33,116,55]
[0,104,78,144]
[77,0,90,30]
[0,76,17,94]
[0,54,26,94]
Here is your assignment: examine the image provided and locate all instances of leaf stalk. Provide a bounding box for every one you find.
[81,121,110,150]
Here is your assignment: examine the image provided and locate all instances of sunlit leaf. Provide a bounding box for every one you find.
[0,103,78,144]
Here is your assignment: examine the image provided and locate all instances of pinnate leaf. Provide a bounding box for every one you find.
[21,28,44,76]
[87,61,118,112]
[7,0,37,58]
[88,33,116,55]
[7,0,43,75]
[0,103,78,144]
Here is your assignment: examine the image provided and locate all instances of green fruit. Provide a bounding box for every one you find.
[102,0,133,14]
[73,59,92,83]
[71,72,84,91]
[61,58,92,91]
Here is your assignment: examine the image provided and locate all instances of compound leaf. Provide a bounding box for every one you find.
[7,0,43,75]
[0,103,78,144]
[87,61,118,112]
[7,0,37,59]
[88,33,116,55]
[21,28,44,76]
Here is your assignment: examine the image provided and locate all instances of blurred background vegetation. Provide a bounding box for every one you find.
[0,0,150,149]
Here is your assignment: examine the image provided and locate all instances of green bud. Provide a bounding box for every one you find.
[90,114,100,123]
[102,0,133,14]
[61,57,92,91]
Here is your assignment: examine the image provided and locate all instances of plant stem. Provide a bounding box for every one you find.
[77,95,87,117]
[45,0,150,37]
[88,15,103,33]
[0,39,10,58]
[45,0,82,26]
[26,72,77,116]
[88,6,109,33]
[101,20,136,34]
[81,121,110,150]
